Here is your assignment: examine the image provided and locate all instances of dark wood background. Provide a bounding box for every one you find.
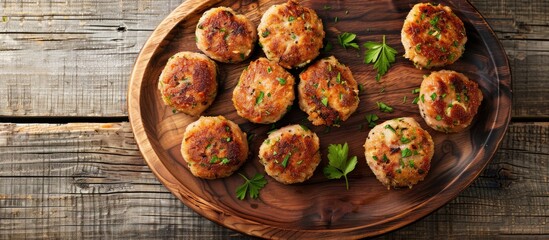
[0,0,547,239]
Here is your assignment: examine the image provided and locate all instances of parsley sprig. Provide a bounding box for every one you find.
[236,173,267,200]
[337,32,359,50]
[323,143,358,190]
[363,35,397,81]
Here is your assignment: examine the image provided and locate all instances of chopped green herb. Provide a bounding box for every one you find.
[408,160,416,168]
[210,155,219,164]
[415,44,421,52]
[323,41,333,52]
[226,137,231,142]
[300,124,309,131]
[435,33,441,40]
[365,113,379,128]
[281,153,292,168]
[288,16,295,22]
[377,101,394,113]
[421,94,425,103]
[441,93,447,98]
[402,148,412,158]
[334,16,338,23]
[262,30,270,38]
[236,173,267,200]
[401,136,411,144]
[402,96,407,103]
[436,115,442,121]
[277,77,286,85]
[358,83,364,93]
[384,124,396,133]
[256,91,264,105]
[382,154,389,163]
[429,15,440,28]
[430,93,437,101]
[453,40,459,47]
[321,97,329,106]
[412,88,420,94]
[221,158,230,164]
[337,32,360,50]
[372,155,379,161]
[267,66,272,73]
[172,109,177,114]
[421,13,426,20]
[336,72,342,83]
[448,53,455,61]
[412,96,419,104]
[323,5,332,10]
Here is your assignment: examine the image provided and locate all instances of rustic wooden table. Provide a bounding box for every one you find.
[1,0,547,239]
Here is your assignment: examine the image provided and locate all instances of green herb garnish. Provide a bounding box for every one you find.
[323,143,358,190]
[321,97,329,106]
[365,113,379,128]
[363,35,397,81]
[256,91,264,105]
[377,101,394,113]
[236,173,267,200]
[337,32,360,50]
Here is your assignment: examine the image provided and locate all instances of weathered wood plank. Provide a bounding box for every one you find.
[0,0,180,117]
[0,122,547,238]
[470,0,549,118]
[0,0,547,118]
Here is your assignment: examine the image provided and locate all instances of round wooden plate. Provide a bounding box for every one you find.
[128,0,512,238]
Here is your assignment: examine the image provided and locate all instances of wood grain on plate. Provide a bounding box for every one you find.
[128,0,512,238]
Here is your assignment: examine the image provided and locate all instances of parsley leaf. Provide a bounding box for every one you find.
[363,35,397,81]
[236,173,267,200]
[365,113,379,128]
[323,143,358,190]
[337,32,360,50]
[256,91,265,105]
[376,101,394,113]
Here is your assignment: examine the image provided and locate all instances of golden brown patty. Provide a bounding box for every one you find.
[364,117,434,189]
[181,116,248,179]
[257,0,325,69]
[196,7,257,63]
[418,70,483,133]
[232,57,295,124]
[401,3,467,69]
[158,52,218,116]
[298,56,359,126]
[258,124,320,184]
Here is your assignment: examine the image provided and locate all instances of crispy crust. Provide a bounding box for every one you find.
[232,58,295,124]
[418,70,483,133]
[258,125,320,184]
[158,52,218,116]
[364,118,434,189]
[196,7,257,63]
[401,3,467,69]
[257,0,325,69]
[298,56,359,126]
[181,116,248,179]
